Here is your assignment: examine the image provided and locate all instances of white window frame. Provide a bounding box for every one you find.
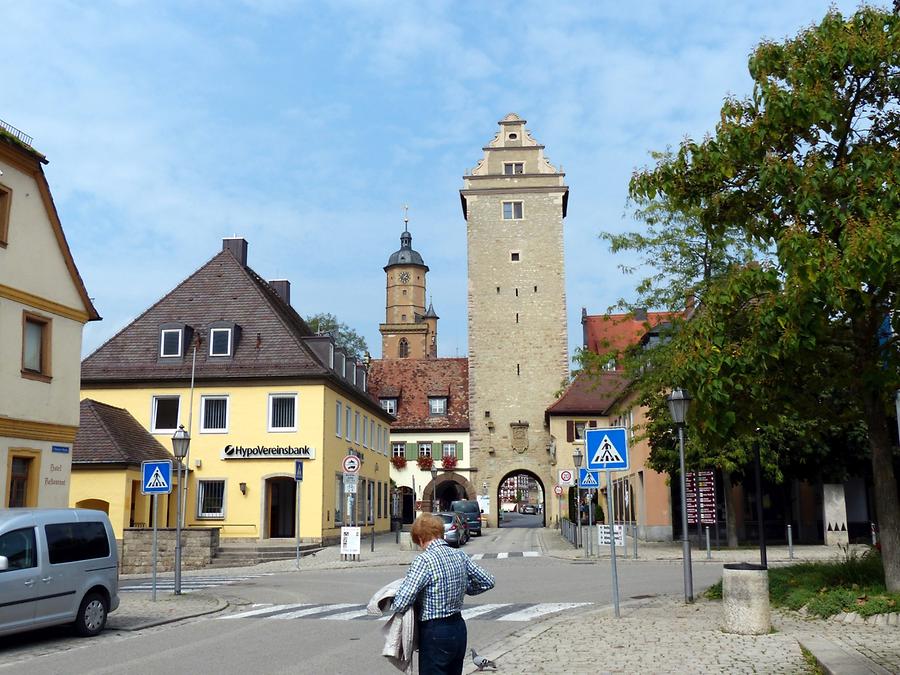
[197,479,226,519]
[428,397,447,416]
[354,411,360,444]
[209,327,232,357]
[418,442,432,458]
[268,393,298,432]
[336,401,343,437]
[345,406,352,441]
[362,415,369,447]
[381,398,397,415]
[392,442,405,458]
[442,442,457,458]
[160,329,183,358]
[200,395,229,433]
[151,395,180,434]
[502,200,524,220]
[503,161,525,175]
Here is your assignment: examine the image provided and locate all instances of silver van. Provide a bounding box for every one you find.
[0,508,119,637]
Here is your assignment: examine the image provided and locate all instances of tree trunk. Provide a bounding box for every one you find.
[722,469,739,547]
[862,391,900,592]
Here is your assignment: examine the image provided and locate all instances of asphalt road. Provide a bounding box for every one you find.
[0,528,724,674]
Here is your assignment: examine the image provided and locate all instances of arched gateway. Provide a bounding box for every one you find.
[497,469,546,528]
[423,472,477,512]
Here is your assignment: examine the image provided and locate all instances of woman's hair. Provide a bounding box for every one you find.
[411,513,445,546]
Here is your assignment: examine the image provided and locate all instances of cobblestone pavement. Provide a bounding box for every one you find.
[475,596,807,675]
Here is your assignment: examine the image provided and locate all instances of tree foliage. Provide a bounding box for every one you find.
[610,6,900,589]
[305,312,369,361]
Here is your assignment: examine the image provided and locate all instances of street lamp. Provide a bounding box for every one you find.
[430,466,439,513]
[171,425,190,595]
[666,388,693,603]
[573,446,583,552]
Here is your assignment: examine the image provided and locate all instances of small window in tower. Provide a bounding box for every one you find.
[401,314,407,321]
[534,286,538,293]
[402,289,407,296]
[503,162,524,175]
[517,363,521,376]
[496,287,500,294]
[516,313,519,323]
[399,338,409,358]
[510,252,520,262]
[502,201,523,220]
[508,133,518,140]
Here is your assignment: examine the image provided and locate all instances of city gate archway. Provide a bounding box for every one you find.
[496,469,546,528]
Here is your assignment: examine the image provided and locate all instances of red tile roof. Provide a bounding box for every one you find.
[368,358,469,432]
[546,372,628,418]
[74,399,174,466]
[582,311,677,357]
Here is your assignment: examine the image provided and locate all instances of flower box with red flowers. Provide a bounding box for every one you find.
[390,455,408,470]
[416,456,434,471]
[441,455,458,470]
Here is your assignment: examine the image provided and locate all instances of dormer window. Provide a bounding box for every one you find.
[381,398,397,415]
[428,397,448,416]
[160,328,183,358]
[209,328,232,356]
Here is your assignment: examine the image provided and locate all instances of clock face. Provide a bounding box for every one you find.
[399,272,410,284]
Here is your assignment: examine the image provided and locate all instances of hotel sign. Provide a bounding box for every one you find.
[221,444,316,460]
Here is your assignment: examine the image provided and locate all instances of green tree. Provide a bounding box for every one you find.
[305,312,369,361]
[629,6,900,590]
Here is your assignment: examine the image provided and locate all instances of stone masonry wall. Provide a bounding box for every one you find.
[121,527,220,574]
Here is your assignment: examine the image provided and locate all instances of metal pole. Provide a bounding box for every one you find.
[754,441,767,568]
[371,523,375,552]
[151,494,158,602]
[576,483,581,550]
[787,524,794,560]
[174,459,182,595]
[677,425,693,603]
[606,470,620,618]
[296,481,301,569]
[706,526,711,560]
[588,489,595,557]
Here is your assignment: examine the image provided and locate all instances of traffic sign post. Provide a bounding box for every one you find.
[585,428,629,471]
[607,469,621,618]
[141,460,171,602]
[295,460,303,569]
[342,455,360,474]
[558,469,576,486]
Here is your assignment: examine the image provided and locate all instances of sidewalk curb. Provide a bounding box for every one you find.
[110,596,230,632]
[795,634,894,675]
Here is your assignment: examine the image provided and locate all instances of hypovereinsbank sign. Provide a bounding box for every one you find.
[221,445,316,460]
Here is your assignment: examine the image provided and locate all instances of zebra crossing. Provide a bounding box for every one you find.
[218,601,590,623]
[120,573,273,593]
[469,551,541,560]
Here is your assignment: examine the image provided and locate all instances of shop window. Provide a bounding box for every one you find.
[269,394,297,431]
[22,312,51,381]
[200,396,228,433]
[151,396,180,433]
[197,480,225,518]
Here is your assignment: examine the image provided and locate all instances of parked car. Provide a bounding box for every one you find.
[437,512,468,547]
[0,508,119,638]
[520,504,537,515]
[451,499,482,537]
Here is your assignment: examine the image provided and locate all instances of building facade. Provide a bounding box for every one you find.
[79,238,392,543]
[0,123,100,508]
[461,114,569,527]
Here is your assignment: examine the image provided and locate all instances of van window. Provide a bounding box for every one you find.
[0,527,37,571]
[451,500,480,514]
[45,522,110,564]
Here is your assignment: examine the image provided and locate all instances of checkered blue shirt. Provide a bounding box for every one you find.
[390,539,495,621]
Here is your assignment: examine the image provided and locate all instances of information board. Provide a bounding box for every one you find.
[340,526,361,555]
[685,470,717,525]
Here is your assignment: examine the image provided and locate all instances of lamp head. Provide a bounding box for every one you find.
[572,446,583,468]
[171,424,191,459]
[666,388,692,426]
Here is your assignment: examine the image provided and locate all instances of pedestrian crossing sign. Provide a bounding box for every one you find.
[141,460,173,495]
[578,469,601,488]
[585,427,629,471]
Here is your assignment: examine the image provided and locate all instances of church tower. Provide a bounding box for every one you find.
[380,213,438,359]
[461,114,569,527]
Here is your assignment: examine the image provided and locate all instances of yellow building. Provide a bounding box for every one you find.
[0,120,100,508]
[78,238,392,543]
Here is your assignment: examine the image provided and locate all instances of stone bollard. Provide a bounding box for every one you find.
[722,562,770,635]
[398,531,414,551]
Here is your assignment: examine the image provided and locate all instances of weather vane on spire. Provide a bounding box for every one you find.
[403,204,409,231]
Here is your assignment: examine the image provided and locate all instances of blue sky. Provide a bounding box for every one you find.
[4,1,863,362]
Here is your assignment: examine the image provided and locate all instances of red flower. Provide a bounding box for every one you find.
[441,455,458,470]
[390,455,408,470]
[416,455,434,470]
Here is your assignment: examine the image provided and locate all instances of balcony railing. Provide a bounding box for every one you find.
[0,119,33,146]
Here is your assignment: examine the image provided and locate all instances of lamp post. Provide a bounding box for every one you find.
[430,466,439,513]
[666,388,693,604]
[573,445,583,553]
[171,425,190,596]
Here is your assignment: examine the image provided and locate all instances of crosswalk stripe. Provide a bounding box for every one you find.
[523,551,540,557]
[322,607,372,621]
[470,553,484,560]
[274,603,357,620]
[497,602,592,622]
[461,603,510,620]
[219,604,308,619]
[497,552,508,559]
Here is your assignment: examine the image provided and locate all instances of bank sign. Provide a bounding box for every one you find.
[221,444,316,460]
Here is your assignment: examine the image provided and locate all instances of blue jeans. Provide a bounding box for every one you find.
[418,613,467,675]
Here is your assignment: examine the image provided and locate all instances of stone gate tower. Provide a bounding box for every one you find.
[461,114,569,527]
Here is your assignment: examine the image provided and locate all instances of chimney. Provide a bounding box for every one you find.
[222,238,248,266]
[633,307,648,322]
[269,279,291,306]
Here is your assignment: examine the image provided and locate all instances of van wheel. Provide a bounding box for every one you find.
[74,592,108,637]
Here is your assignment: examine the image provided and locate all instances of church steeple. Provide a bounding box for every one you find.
[379,207,438,359]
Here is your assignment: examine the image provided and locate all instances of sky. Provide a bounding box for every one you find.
[3,0,865,363]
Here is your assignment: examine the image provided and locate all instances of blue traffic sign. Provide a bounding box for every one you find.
[578,468,601,488]
[295,460,304,482]
[141,460,173,495]
[585,428,629,471]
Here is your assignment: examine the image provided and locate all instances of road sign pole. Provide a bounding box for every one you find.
[151,494,158,602]
[296,482,302,570]
[587,489,594,557]
[175,459,182,595]
[607,470,620,618]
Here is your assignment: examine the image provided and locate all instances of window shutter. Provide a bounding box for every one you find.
[566,421,574,442]
[589,420,597,428]
[456,442,463,460]
[405,442,416,460]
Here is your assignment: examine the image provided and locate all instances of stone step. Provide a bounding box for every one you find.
[207,547,324,568]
